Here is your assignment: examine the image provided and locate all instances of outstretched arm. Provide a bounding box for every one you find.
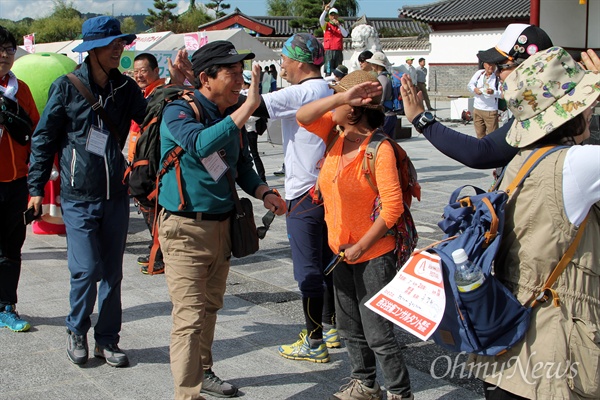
[296,81,382,125]
[421,119,518,169]
[401,73,517,169]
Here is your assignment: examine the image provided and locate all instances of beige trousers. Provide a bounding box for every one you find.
[473,108,499,139]
[158,210,231,400]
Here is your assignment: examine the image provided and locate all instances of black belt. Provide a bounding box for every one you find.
[166,210,231,221]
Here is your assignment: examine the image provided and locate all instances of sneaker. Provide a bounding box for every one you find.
[66,329,88,365]
[137,255,150,266]
[300,328,341,348]
[387,391,414,400]
[330,379,382,400]
[140,260,165,275]
[94,343,129,367]
[278,333,330,363]
[201,369,238,398]
[273,165,285,176]
[0,305,30,332]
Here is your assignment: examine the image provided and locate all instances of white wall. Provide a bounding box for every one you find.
[540,0,599,48]
[428,30,503,64]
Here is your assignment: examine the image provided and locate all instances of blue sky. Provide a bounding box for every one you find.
[0,0,435,21]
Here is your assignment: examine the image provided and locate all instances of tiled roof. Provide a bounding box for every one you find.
[253,16,431,37]
[256,36,430,52]
[401,0,529,23]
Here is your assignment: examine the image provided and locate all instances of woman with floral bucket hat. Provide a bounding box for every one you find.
[467,47,600,400]
[297,70,414,400]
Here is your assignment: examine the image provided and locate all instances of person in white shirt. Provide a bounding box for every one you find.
[402,57,418,89]
[251,33,339,363]
[467,62,501,138]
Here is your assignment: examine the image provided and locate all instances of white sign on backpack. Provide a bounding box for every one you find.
[365,252,446,341]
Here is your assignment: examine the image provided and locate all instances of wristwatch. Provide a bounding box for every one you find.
[412,111,435,133]
[262,188,281,201]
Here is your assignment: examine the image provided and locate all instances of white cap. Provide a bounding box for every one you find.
[242,70,252,84]
[451,249,469,265]
[329,7,338,14]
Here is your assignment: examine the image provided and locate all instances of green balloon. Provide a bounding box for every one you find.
[12,53,77,115]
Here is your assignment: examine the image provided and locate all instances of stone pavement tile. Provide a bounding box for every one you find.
[0,348,105,397]
[0,381,114,400]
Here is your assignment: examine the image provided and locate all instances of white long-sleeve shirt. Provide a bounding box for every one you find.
[468,69,501,111]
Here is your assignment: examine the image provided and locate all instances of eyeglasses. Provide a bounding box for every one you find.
[109,39,126,50]
[133,68,150,76]
[256,210,275,240]
[496,63,518,72]
[324,251,345,276]
[0,46,16,56]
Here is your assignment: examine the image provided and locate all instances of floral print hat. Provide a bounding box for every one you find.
[504,46,600,148]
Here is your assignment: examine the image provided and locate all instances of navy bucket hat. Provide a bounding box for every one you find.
[72,16,136,53]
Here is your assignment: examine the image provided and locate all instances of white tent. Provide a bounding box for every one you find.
[148,29,279,62]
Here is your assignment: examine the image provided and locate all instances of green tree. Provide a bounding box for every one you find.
[30,0,83,43]
[205,0,231,18]
[177,5,212,33]
[282,0,359,31]
[266,0,295,16]
[120,17,137,34]
[145,0,179,32]
[0,19,33,45]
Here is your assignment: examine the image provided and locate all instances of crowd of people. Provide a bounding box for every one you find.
[1,9,599,400]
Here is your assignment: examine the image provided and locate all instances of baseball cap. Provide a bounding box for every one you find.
[332,65,348,79]
[329,7,339,14]
[405,57,414,61]
[191,41,255,76]
[478,24,553,64]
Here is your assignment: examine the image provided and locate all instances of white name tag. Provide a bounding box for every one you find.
[201,151,228,182]
[85,125,109,156]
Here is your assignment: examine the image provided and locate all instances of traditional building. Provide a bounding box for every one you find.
[401,0,530,95]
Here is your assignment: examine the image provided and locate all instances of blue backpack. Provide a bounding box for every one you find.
[382,70,403,113]
[426,146,576,356]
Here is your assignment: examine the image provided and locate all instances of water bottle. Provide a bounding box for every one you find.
[452,249,485,292]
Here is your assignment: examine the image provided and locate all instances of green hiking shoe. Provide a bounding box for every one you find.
[301,328,341,348]
[278,333,330,363]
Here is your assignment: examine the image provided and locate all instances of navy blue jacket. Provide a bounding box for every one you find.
[28,58,146,201]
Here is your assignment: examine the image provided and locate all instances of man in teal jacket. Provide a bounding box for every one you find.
[157,41,286,400]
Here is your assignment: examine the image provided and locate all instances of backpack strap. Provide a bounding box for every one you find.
[141,90,203,275]
[362,130,421,206]
[66,73,122,148]
[528,213,589,308]
[503,145,566,197]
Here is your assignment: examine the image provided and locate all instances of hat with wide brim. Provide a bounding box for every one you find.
[478,24,553,64]
[366,51,390,68]
[330,70,382,109]
[504,47,600,148]
[73,16,136,53]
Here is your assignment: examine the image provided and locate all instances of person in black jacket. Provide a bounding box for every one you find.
[27,16,146,368]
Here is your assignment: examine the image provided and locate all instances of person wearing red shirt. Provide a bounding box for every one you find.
[320,5,348,77]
